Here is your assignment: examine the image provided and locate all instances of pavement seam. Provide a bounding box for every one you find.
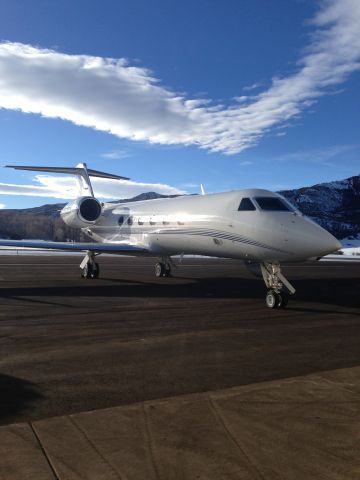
[29,422,60,480]
[317,374,360,397]
[142,402,162,480]
[207,394,266,480]
[68,415,122,480]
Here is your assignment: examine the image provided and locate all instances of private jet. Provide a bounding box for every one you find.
[0,163,341,308]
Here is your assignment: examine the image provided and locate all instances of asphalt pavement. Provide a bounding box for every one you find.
[0,255,359,479]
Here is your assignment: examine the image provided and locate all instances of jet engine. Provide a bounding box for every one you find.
[60,196,102,228]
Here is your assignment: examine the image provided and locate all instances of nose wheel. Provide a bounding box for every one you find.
[261,262,294,309]
[265,289,289,309]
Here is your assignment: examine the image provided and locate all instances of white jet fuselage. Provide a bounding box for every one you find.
[78,189,340,262]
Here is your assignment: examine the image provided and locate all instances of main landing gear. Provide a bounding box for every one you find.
[260,262,295,309]
[80,251,100,279]
[155,257,173,277]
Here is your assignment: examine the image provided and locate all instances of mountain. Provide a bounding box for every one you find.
[0,176,358,241]
[279,175,360,240]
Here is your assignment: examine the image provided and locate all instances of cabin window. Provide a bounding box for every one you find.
[149,219,156,225]
[238,198,256,211]
[162,220,170,225]
[177,221,185,225]
[118,215,124,226]
[127,216,133,226]
[138,218,144,225]
[255,197,292,211]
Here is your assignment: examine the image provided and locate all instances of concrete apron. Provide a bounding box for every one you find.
[1,366,360,480]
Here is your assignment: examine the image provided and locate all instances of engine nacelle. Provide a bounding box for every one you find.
[61,196,102,228]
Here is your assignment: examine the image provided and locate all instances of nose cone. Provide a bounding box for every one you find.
[316,229,341,256]
[300,218,341,257]
[286,216,341,260]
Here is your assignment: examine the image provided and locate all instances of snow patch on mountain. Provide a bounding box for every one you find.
[279,175,360,239]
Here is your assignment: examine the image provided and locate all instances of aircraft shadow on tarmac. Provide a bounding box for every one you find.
[0,374,43,423]
[0,275,359,310]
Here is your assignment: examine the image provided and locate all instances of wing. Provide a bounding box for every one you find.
[319,254,360,263]
[0,239,149,255]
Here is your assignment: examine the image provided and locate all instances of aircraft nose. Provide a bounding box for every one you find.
[318,229,341,255]
[290,217,341,259]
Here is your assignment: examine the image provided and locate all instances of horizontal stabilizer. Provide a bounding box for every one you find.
[5,165,129,181]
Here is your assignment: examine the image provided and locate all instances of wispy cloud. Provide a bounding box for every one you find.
[278,144,359,164]
[233,96,249,104]
[0,0,359,154]
[0,175,184,199]
[0,203,5,209]
[100,149,133,160]
[239,160,254,166]
[242,82,265,92]
[179,182,199,188]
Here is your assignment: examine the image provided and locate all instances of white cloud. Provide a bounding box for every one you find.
[233,96,250,103]
[239,161,254,166]
[100,149,133,160]
[0,0,359,154]
[0,203,6,209]
[242,82,264,92]
[0,175,184,200]
[180,182,200,189]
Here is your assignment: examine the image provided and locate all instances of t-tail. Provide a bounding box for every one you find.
[5,162,129,197]
[5,163,129,227]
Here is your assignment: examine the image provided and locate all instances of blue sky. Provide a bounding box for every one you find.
[0,0,359,208]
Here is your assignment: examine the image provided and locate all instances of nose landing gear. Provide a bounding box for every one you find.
[261,262,295,308]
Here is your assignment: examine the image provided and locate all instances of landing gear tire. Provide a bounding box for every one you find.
[90,262,99,279]
[277,292,288,308]
[265,289,289,308]
[155,262,171,277]
[265,290,279,309]
[81,262,99,279]
[81,263,90,279]
[155,262,165,277]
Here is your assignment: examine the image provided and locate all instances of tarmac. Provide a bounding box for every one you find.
[0,255,359,479]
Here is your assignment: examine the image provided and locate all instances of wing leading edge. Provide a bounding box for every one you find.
[0,239,149,254]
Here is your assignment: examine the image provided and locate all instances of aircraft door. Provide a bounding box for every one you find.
[117,207,131,240]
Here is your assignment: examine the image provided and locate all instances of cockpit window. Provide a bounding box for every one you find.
[238,198,256,211]
[255,197,293,211]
